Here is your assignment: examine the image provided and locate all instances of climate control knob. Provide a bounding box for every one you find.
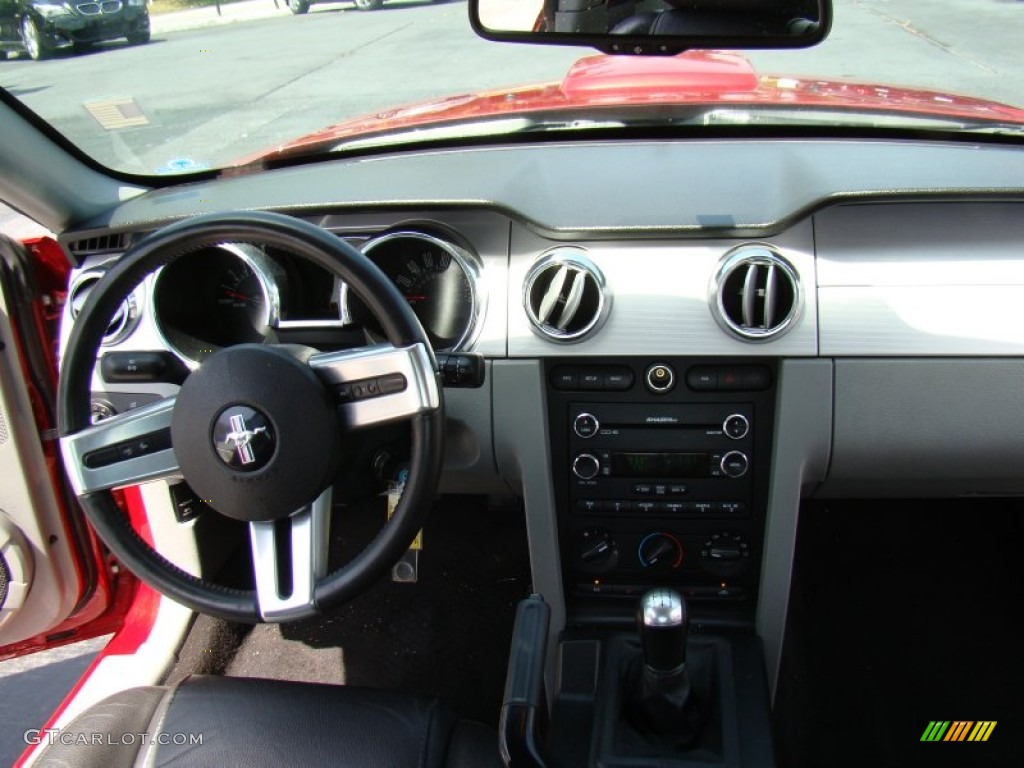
[700,532,750,576]
[638,532,684,573]
[577,527,619,574]
[572,453,601,480]
[720,451,749,478]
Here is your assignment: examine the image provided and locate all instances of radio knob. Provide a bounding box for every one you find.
[573,453,601,480]
[720,451,749,478]
[723,414,749,440]
[573,413,600,439]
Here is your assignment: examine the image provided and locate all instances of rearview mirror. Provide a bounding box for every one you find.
[469,0,831,56]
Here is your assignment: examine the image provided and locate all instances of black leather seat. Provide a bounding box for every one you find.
[37,676,504,768]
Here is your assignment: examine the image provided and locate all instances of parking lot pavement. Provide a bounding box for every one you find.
[0,636,109,767]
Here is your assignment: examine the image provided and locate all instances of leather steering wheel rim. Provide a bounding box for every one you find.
[57,211,445,621]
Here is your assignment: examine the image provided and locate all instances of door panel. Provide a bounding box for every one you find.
[0,234,124,654]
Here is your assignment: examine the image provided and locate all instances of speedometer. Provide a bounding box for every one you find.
[351,231,483,351]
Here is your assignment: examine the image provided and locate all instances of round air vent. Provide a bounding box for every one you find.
[711,245,801,341]
[68,270,139,345]
[523,248,609,342]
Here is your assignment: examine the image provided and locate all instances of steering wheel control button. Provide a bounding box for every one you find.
[645,363,675,394]
[573,413,600,438]
[100,351,189,385]
[720,451,749,478]
[83,428,172,468]
[213,405,276,471]
[573,453,601,480]
[723,414,750,439]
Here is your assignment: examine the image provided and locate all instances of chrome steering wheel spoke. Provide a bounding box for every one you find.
[60,396,180,494]
[249,487,332,622]
[309,342,440,429]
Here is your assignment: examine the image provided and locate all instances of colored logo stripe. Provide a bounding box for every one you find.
[944,721,973,741]
[921,722,950,742]
[968,722,997,742]
[921,721,996,742]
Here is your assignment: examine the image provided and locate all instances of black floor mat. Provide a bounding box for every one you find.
[174,495,532,726]
[774,500,1024,768]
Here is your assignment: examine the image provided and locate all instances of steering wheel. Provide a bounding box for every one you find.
[57,211,444,622]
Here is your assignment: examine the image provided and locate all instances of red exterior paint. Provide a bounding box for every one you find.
[14,487,160,768]
[235,52,1024,168]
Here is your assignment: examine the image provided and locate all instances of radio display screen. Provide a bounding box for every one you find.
[611,452,710,478]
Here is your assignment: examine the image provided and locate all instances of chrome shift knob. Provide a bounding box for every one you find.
[637,588,688,673]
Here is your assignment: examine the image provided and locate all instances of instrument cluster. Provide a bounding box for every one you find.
[146,227,484,364]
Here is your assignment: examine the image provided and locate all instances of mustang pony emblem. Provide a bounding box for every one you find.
[222,413,267,466]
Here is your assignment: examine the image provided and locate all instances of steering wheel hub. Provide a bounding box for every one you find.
[171,343,341,523]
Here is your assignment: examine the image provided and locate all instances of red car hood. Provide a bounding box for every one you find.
[236,52,1024,167]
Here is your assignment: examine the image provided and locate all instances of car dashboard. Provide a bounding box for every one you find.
[56,134,1024,694]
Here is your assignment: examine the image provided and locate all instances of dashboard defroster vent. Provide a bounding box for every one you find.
[524,247,609,342]
[67,232,128,257]
[712,245,801,341]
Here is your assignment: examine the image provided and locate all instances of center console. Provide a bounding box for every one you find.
[546,358,776,625]
[510,359,778,767]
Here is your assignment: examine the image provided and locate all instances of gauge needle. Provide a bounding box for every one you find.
[222,289,255,302]
[404,295,427,301]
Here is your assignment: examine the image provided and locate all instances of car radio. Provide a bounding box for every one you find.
[546,360,776,623]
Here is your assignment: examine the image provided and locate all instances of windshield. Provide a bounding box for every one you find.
[0,0,1020,176]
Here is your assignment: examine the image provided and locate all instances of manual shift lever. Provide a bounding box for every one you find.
[626,588,703,748]
[638,587,688,673]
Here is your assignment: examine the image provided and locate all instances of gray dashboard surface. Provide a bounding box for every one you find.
[91,139,1024,236]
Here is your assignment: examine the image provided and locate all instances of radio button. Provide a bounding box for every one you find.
[721,451,749,478]
[669,484,688,495]
[573,413,600,438]
[551,366,579,389]
[664,501,686,514]
[573,453,601,480]
[577,499,604,514]
[604,368,635,391]
[632,484,654,495]
[606,500,633,514]
[580,369,604,390]
[635,501,658,514]
[723,414,750,440]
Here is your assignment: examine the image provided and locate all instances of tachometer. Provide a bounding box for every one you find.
[216,259,273,340]
[154,244,281,362]
[351,231,483,351]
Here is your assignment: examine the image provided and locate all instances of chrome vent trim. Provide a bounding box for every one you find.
[711,244,802,341]
[68,270,139,345]
[523,247,609,342]
[67,233,128,257]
